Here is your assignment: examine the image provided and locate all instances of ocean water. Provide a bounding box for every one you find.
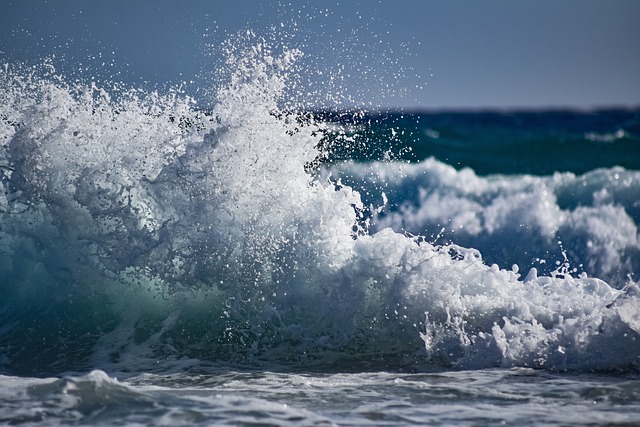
[1,35,639,426]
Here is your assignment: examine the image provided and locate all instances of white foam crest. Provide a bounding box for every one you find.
[332,158,640,286]
[1,44,362,287]
[203,39,360,271]
[1,63,193,180]
[346,228,639,370]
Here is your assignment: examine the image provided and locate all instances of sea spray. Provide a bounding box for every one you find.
[0,40,367,373]
[1,39,639,376]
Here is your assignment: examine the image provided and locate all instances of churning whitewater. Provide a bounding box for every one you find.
[1,40,639,378]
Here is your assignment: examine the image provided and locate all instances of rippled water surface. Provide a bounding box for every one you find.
[2,369,640,426]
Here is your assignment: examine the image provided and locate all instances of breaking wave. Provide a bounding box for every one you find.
[1,37,638,376]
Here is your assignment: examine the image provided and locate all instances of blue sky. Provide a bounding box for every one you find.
[1,0,639,110]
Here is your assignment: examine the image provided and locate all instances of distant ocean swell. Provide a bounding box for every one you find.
[1,41,639,377]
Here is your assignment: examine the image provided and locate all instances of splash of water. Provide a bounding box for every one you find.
[0,36,638,375]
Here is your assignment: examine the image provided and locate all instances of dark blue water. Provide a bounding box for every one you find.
[317,108,640,175]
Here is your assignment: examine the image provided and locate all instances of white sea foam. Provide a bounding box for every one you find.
[330,159,640,286]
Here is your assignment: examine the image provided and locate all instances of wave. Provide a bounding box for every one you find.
[329,159,640,286]
[1,39,639,376]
